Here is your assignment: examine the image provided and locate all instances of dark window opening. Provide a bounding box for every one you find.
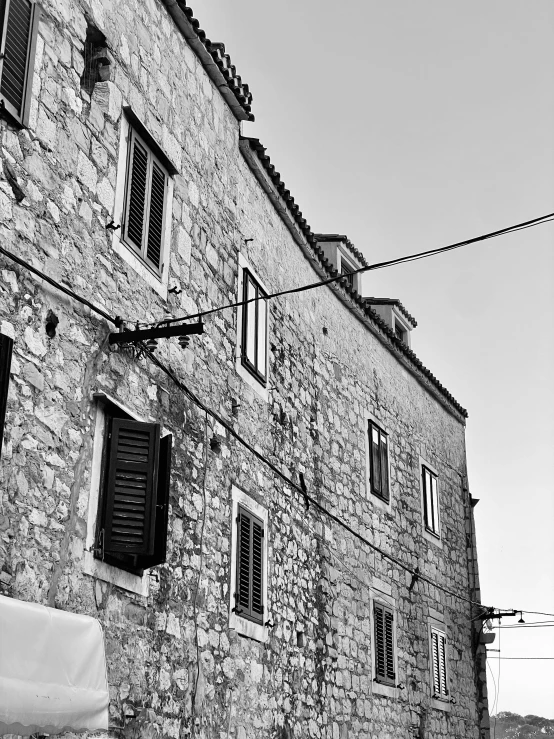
[95,406,172,576]
[234,504,264,625]
[374,602,395,686]
[422,466,440,537]
[0,332,13,461]
[394,321,407,343]
[340,259,355,289]
[80,22,110,95]
[369,421,389,502]
[241,269,267,384]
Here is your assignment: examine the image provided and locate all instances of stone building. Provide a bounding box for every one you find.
[0,0,491,737]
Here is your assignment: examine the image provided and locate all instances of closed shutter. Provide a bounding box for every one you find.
[123,128,168,274]
[235,505,264,624]
[137,433,172,569]
[370,425,381,494]
[369,423,389,501]
[374,602,395,685]
[0,332,13,460]
[431,629,448,698]
[102,418,160,556]
[0,0,40,126]
[380,432,389,501]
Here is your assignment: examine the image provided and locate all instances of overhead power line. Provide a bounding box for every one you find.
[486,656,554,660]
[147,212,554,328]
[0,244,121,326]
[142,346,487,610]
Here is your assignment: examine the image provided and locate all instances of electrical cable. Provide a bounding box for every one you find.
[521,610,554,618]
[485,656,554,660]
[140,345,489,612]
[494,623,554,629]
[145,212,554,328]
[0,244,121,326]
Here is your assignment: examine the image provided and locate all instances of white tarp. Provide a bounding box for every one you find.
[0,594,109,735]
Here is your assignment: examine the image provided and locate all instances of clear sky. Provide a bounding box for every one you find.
[194,0,554,717]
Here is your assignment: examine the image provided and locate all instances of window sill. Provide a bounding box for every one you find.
[229,611,268,643]
[422,526,443,548]
[236,356,269,403]
[431,697,451,712]
[372,680,397,699]
[112,235,168,300]
[369,490,392,513]
[83,550,149,597]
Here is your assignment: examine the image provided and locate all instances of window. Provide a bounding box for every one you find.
[80,23,110,95]
[94,409,172,576]
[241,269,267,384]
[431,627,449,700]
[368,421,389,502]
[122,126,170,275]
[373,601,396,686]
[394,321,406,342]
[0,0,40,127]
[234,504,265,625]
[340,259,355,289]
[0,332,13,459]
[422,466,440,537]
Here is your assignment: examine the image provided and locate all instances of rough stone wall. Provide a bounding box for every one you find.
[0,1,489,738]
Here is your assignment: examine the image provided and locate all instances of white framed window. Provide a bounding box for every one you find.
[365,412,392,512]
[428,610,451,711]
[235,253,270,401]
[112,109,175,298]
[83,392,171,596]
[337,249,360,293]
[369,582,398,699]
[229,485,269,643]
[421,463,440,539]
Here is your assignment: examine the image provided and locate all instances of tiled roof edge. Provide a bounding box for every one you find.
[160,1,254,121]
[313,233,369,268]
[364,297,418,328]
[240,137,468,419]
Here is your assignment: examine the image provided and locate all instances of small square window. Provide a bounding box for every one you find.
[431,627,449,700]
[422,466,440,537]
[368,421,389,502]
[241,269,268,385]
[373,601,396,686]
[0,0,41,127]
[94,405,172,575]
[122,127,170,276]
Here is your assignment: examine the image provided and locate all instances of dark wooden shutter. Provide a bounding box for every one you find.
[137,433,171,569]
[370,424,381,494]
[380,433,389,501]
[0,0,40,126]
[103,418,159,556]
[146,161,166,270]
[374,602,395,685]
[0,332,13,460]
[235,505,264,624]
[125,134,149,250]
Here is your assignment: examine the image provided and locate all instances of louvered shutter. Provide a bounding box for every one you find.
[0,0,40,126]
[0,332,13,460]
[374,602,395,685]
[137,433,172,569]
[103,418,160,556]
[235,505,264,624]
[432,629,448,698]
[125,133,148,251]
[145,161,166,270]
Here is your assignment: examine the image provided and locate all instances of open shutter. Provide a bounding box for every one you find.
[145,161,166,270]
[438,631,448,697]
[251,517,264,622]
[235,506,264,624]
[137,433,171,569]
[380,432,389,501]
[102,418,159,556]
[0,333,13,460]
[373,602,386,681]
[0,0,40,126]
[385,609,395,682]
[124,133,149,251]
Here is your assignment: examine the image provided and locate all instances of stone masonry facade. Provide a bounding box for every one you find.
[0,1,490,738]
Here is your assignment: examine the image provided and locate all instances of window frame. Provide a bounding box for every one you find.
[422,464,440,539]
[84,393,172,596]
[368,420,390,503]
[428,611,451,712]
[0,0,41,128]
[370,588,398,698]
[229,485,269,643]
[240,268,268,385]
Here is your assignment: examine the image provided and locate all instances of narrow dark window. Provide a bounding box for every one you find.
[374,602,395,686]
[0,332,13,460]
[369,421,389,502]
[96,415,172,575]
[340,259,355,289]
[431,628,449,699]
[241,269,267,384]
[234,505,264,624]
[122,127,169,275]
[0,0,40,127]
[422,466,440,536]
[80,22,110,95]
[394,321,406,342]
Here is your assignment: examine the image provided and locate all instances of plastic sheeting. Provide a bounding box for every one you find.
[0,594,109,735]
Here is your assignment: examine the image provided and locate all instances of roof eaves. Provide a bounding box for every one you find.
[160,0,254,121]
[313,233,368,268]
[239,137,467,419]
[364,297,418,328]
